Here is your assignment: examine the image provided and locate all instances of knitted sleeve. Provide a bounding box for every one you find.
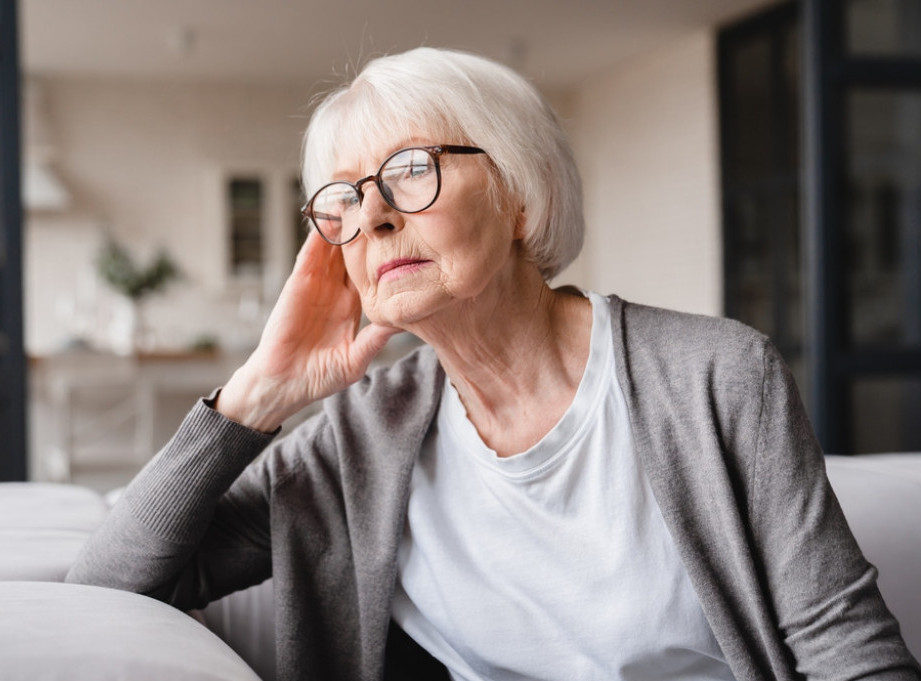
[66,396,279,611]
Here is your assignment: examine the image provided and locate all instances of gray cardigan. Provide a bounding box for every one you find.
[67,295,920,681]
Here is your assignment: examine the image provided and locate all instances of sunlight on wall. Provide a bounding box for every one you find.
[564,31,722,316]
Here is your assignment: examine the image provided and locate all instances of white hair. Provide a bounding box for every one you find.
[301,47,583,280]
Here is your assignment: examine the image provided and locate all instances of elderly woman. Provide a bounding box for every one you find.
[68,48,918,681]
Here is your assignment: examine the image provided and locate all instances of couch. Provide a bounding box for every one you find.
[1,454,919,680]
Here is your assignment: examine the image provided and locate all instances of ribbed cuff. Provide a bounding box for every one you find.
[124,396,277,543]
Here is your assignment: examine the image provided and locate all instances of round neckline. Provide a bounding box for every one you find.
[439,291,613,479]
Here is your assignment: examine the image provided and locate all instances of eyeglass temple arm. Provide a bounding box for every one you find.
[437,145,486,155]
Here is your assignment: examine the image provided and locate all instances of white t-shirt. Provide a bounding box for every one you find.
[392,291,735,681]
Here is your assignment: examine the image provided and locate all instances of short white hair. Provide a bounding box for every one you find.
[301,47,583,280]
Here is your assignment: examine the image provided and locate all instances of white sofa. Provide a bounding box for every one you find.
[823,454,921,659]
[1,454,919,680]
[0,482,271,681]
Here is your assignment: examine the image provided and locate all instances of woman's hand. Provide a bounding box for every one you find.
[216,232,399,432]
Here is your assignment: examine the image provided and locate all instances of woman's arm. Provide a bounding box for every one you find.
[65,398,277,610]
[66,232,397,609]
[751,342,920,680]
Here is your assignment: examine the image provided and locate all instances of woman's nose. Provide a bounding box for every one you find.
[355,184,402,237]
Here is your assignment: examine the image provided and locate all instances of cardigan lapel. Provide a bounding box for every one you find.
[607,294,797,681]
[326,347,446,680]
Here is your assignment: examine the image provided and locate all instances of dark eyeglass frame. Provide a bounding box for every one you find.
[301,144,487,245]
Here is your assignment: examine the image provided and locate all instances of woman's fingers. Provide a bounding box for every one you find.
[292,229,334,278]
[348,323,401,375]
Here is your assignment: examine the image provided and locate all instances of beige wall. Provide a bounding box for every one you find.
[560,30,723,317]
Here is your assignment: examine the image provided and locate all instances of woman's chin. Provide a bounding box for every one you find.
[366,293,445,332]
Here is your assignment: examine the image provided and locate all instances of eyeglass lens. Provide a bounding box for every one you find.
[308,147,440,245]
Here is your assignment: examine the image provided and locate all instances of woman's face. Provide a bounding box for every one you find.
[334,137,522,330]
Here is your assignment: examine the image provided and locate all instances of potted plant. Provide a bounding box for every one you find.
[96,239,180,354]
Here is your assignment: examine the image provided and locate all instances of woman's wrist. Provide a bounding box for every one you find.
[214,365,297,433]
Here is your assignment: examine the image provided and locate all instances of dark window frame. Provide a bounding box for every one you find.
[0,0,28,480]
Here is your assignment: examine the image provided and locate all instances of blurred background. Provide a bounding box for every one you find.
[1,0,919,490]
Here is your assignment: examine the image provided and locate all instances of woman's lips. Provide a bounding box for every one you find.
[377,258,429,282]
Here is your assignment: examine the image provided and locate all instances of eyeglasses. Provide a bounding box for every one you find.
[301,144,486,245]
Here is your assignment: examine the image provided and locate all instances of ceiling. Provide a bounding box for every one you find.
[21,0,777,92]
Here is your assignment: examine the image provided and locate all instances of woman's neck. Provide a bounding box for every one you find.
[407,265,593,457]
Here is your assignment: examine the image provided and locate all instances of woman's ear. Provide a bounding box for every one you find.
[513,206,527,240]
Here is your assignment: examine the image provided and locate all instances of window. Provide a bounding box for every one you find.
[719,2,804,388]
[847,0,921,57]
[845,89,921,350]
[210,170,303,295]
[291,176,305,266]
[228,177,264,277]
[720,0,921,454]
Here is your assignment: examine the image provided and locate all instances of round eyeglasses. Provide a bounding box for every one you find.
[301,144,486,245]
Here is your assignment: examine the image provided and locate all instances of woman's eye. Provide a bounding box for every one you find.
[315,188,359,215]
[408,162,430,178]
[385,162,430,182]
[328,190,359,210]
[314,211,342,224]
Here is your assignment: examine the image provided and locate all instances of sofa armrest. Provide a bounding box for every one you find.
[826,453,921,660]
[0,581,262,680]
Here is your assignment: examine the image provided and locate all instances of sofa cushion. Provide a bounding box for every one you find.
[0,483,108,581]
[0,581,262,680]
